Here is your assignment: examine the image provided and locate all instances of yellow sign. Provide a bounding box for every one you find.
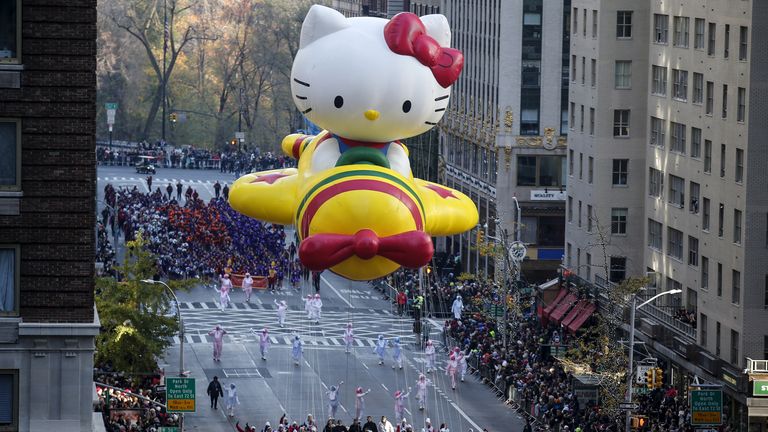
[167,399,195,411]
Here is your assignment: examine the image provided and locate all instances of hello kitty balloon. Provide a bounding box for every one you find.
[229,5,478,281]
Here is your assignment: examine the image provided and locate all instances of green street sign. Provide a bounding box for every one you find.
[690,389,722,425]
[158,428,178,432]
[166,377,195,412]
[754,380,768,396]
[105,102,118,110]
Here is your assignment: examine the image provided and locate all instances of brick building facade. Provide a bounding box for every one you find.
[0,0,98,430]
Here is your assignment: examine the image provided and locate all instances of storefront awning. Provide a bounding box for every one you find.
[538,278,560,291]
[561,300,587,328]
[566,302,596,333]
[541,289,568,319]
[550,293,578,323]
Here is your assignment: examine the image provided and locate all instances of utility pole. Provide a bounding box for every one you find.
[161,0,168,143]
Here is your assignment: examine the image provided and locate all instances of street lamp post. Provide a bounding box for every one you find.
[140,279,184,377]
[624,288,682,432]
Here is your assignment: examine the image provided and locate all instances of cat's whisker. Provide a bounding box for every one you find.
[302,108,313,114]
[296,95,308,100]
[434,108,446,112]
[434,95,449,101]
[425,121,438,125]
[293,78,311,87]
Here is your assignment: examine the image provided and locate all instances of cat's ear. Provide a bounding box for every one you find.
[299,5,350,50]
[421,14,451,47]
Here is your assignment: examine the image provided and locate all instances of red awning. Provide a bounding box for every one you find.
[542,289,568,319]
[550,293,578,323]
[561,300,588,328]
[567,302,597,333]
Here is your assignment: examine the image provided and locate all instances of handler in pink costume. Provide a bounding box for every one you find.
[242,273,254,302]
[446,352,458,390]
[208,324,227,362]
[216,274,233,309]
[343,322,355,353]
[258,328,270,360]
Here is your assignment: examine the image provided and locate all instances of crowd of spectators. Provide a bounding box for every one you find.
[233,413,454,432]
[95,365,179,432]
[96,223,117,276]
[102,184,300,281]
[673,309,697,328]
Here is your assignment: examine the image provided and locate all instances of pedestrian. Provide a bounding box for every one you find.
[326,380,343,419]
[209,324,227,362]
[146,175,153,191]
[185,185,193,202]
[292,334,303,366]
[373,335,387,366]
[243,272,254,302]
[363,416,379,432]
[391,337,403,370]
[216,274,232,309]
[379,417,394,432]
[344,322,355,353]
[206,376,224,409]
[424,340,436,373]
[275,299,287,328]
[225,382,240,417]
[223,183,230,199]
[523,420,532,432]
[349,418,363,432]
[176,181,182,200]
[303,294,313,318]
[312,271,321,292]
[423,418,434,432]
[451,294,463,320]
[258,328,270,360]
[446,352,458,390]
[354,387,372,421]
[214,181,221,199]
[166,183,173,200]
[454,347,468,382]
[312,293,322,324]
[415,374,428,411]
[396,290,407,316]
[393,389,411,425]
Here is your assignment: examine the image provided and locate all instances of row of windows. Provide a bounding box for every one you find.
[648,169,743,243]
[653,14,749,61]
[572,7,599,40]
[0,1,20,64]
[566,196,627,236]
[565,243,626,283]
[699,314,742,365]
[445,137,498,184]
[651,67,747,121]
[649,118,745,182]
[566,151,629,188]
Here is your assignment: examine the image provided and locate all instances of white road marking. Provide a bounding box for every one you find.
[304,360,312,368]
[321,275,354,308]
[381,383,389,392]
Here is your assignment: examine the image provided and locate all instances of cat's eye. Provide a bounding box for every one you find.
[334,96,344,109]
[402,100,412,113]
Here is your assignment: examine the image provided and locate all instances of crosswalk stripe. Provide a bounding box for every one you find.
[316,339,328,346]
[328,338,340,346]
[269,336,279,344]
[355,339,365,347]
[283,336,292,345]
[200,302,209,310]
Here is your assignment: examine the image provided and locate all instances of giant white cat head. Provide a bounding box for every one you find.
[291,5,463,143]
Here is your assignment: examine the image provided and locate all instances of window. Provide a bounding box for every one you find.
[578,200,582,227]
[517,155,566,187]
[611,208,628,235]
[588,156,594,183]
[672,69,688,101]
[739,26,748,61]
[765,275,768,308]
[720,143,726,178]
[571,56,577,82]
[702,256,710,290]
[704,140,712,173]
[648,219,663,250]
[0,121,20,191]
[649,167,663,197]
[583,9,587,37]
[586,253,591,280]
[613,110,629,137]
[581,57,586,85]
[579,152,583,179]
[0,247,18,315]
[695,18,706,50]
[703,197,711,230]
[570,102,576,127]
[587,205,593,232]
[591,59,596,86]
[716,321,721,356]
[724,24,730,58]
[569,149,574,175]
[674,16,689,48]
[0,371,18,430]
[691,127,701,158]
[589,108,595,135]
[690,181,700,213]
[668,227,684,260]
[0,1,20,64]
[613,159,628,186]
[708,22,716,56]
[706,81,714,115]
[652,66,668,95]
[735,148,744,183]
[722,84,728,119]
[669,174,685,208]
[517,156,537,186]
[615,61,631,89]
[617,11,632,38]
[573,7,578,34]
[737,87,746,122]
[732,270,741,305]
[609,257,627,283]
[731,329,740,365]
[650,117,665,147]
[592,10,598,38]
[671,122,686,154]
[718,203,725,237]
[689,236,699,266]
[654,14,669,44]
[580,105,584,132]
[568,196,573,222]
[693,73,704,104]
[734,209,742,244]
[700,313,708,347]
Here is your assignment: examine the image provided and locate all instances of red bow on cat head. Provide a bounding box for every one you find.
[384,13,464,88]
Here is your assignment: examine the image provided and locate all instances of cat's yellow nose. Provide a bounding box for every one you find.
[364,110,380,121]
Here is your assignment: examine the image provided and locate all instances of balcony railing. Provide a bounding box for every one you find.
[747,358,768,374]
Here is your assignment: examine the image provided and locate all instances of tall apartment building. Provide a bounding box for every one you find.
[0,1,98,430]
[566,2,768,429]
[440,0,570,281]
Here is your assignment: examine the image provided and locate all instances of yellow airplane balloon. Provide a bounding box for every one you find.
[229,132,478,281]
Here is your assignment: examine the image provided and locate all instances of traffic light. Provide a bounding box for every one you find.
[230,138,237,146]
[645,368,655,389]
[631,416,648,429]
[169,112,177,123]
[653,367,664,388]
